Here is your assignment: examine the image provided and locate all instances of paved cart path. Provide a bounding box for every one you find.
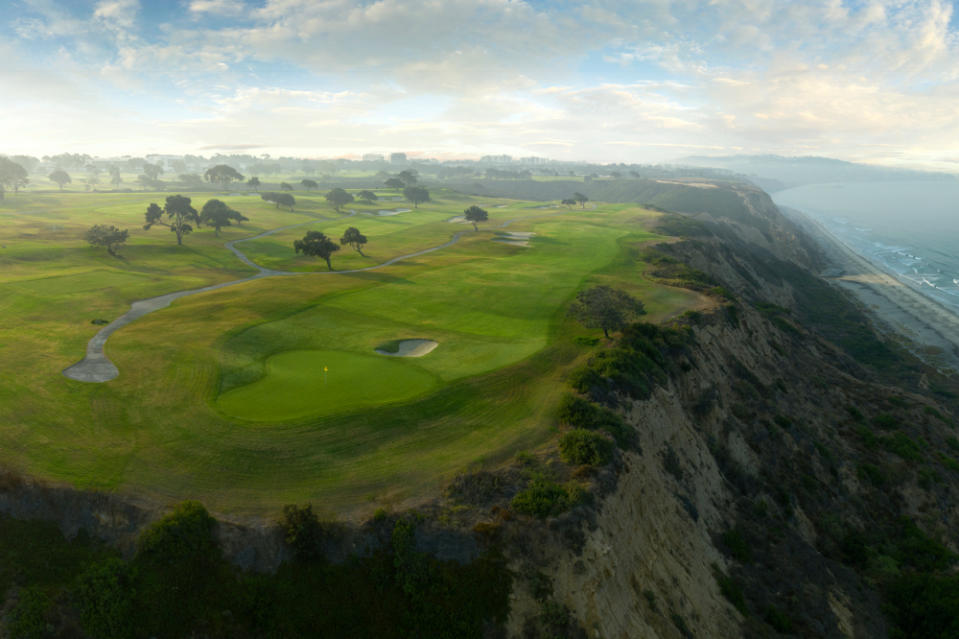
[63,207,568,383]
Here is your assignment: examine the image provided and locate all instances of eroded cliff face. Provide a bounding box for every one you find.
[504,193,959,638]
[505,306,901,637]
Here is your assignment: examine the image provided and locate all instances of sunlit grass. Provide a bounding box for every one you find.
[0,190,710,517]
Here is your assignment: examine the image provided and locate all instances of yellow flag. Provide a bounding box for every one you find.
[324,366,328,372]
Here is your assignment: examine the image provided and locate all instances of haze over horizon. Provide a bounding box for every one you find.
[4,0,959,171]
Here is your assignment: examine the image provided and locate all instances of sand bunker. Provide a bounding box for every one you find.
[446,215,467,224]
[376,208,412,216]
[493,230,535,247]
[374,339,439,357]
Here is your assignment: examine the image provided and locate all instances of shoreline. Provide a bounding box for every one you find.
[785,207,959,374]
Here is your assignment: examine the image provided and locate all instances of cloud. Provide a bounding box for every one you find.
[3,0,959,167]
[189,0,246,16]
[93,0,138,31]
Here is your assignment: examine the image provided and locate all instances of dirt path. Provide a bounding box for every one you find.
[63,207,572,383]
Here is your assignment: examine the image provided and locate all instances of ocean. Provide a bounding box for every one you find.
[771,180,959,316]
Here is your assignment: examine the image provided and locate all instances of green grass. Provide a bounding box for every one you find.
[217,349,440,421]
[0,189,708,517]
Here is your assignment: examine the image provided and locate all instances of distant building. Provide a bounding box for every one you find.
[390,152,407,164]
[363,153,385,162]
[481,154,513,164]
[520,156,549,165]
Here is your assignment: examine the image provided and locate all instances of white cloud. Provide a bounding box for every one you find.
[189,0,246,16]
[93,0,138,31]
[3,0,959,167]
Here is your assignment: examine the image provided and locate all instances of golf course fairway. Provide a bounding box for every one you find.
[0,189,711,516]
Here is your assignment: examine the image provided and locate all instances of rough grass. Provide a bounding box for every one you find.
[0,191,708,517]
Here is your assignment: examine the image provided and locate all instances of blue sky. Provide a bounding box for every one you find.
[3,0,959,169]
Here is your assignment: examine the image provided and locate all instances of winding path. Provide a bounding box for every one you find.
[63,207,564,383]
[63,211,467,382]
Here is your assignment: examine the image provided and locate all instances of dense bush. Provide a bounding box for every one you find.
[557,394,633,447]
[886,573,959,638]
[511,477,581,518]
[559,429,614,466]
[281,504,324,560]
[136,500,217,563]
[73,558,137,639]
[6,586,52,639]
[568,322,690,405]
[0,501,513,639]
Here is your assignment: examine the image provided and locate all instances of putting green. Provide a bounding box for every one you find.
[215,349,439,421]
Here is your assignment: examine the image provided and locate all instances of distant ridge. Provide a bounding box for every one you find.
[679,154,958,192]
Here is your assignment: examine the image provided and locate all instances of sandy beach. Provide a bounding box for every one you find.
[789,210,959,374]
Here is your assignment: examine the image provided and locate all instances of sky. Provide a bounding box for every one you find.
[3,0,959,169]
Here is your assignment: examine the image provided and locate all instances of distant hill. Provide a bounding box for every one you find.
[679,154,958,192]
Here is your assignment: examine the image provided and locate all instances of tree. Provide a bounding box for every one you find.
[229,208,249,226]
[463,205,488,231]
[561,198,576,208]
[137,174,161,189]
[261,192,295,211]
[300,179,318,191]
[200,199,242,236]
[144,194,199,245]
[49,169,71,190]
[0,157,28,194]
[84,225,129,257]
[294,231,340,271]
[357,189,378,204]
[385,177,404,190]
[340,226,368,256]
[568,285,646,338]
[109,166,122,188]
[325,187,354,212]
[280,182,293,191]
[398,169,418,186]
[10,155,38,173]
[403,185,430,208]
[143,162,163,180]
[246,177,260,192]
[573,192,588,208]
[203,164,244,189]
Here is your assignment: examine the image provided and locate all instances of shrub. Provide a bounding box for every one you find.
[132,501,225,636]
[940,455,959,472]
[882,432,922,461]
[6,586,53,639]
[874,413,900,429]
[858,462,887,487]
[280,504,324,560]
[511,477,576,518]
[136,501,217,563]
[713,567,747,614]
[557,394,633,447]
[764,605,793,633]
[559,429,613,466]
[847,405,865,421]
[73,558,137,639]
[721,528,752,563]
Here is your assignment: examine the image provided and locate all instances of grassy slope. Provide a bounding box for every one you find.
[0,190,708,517]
